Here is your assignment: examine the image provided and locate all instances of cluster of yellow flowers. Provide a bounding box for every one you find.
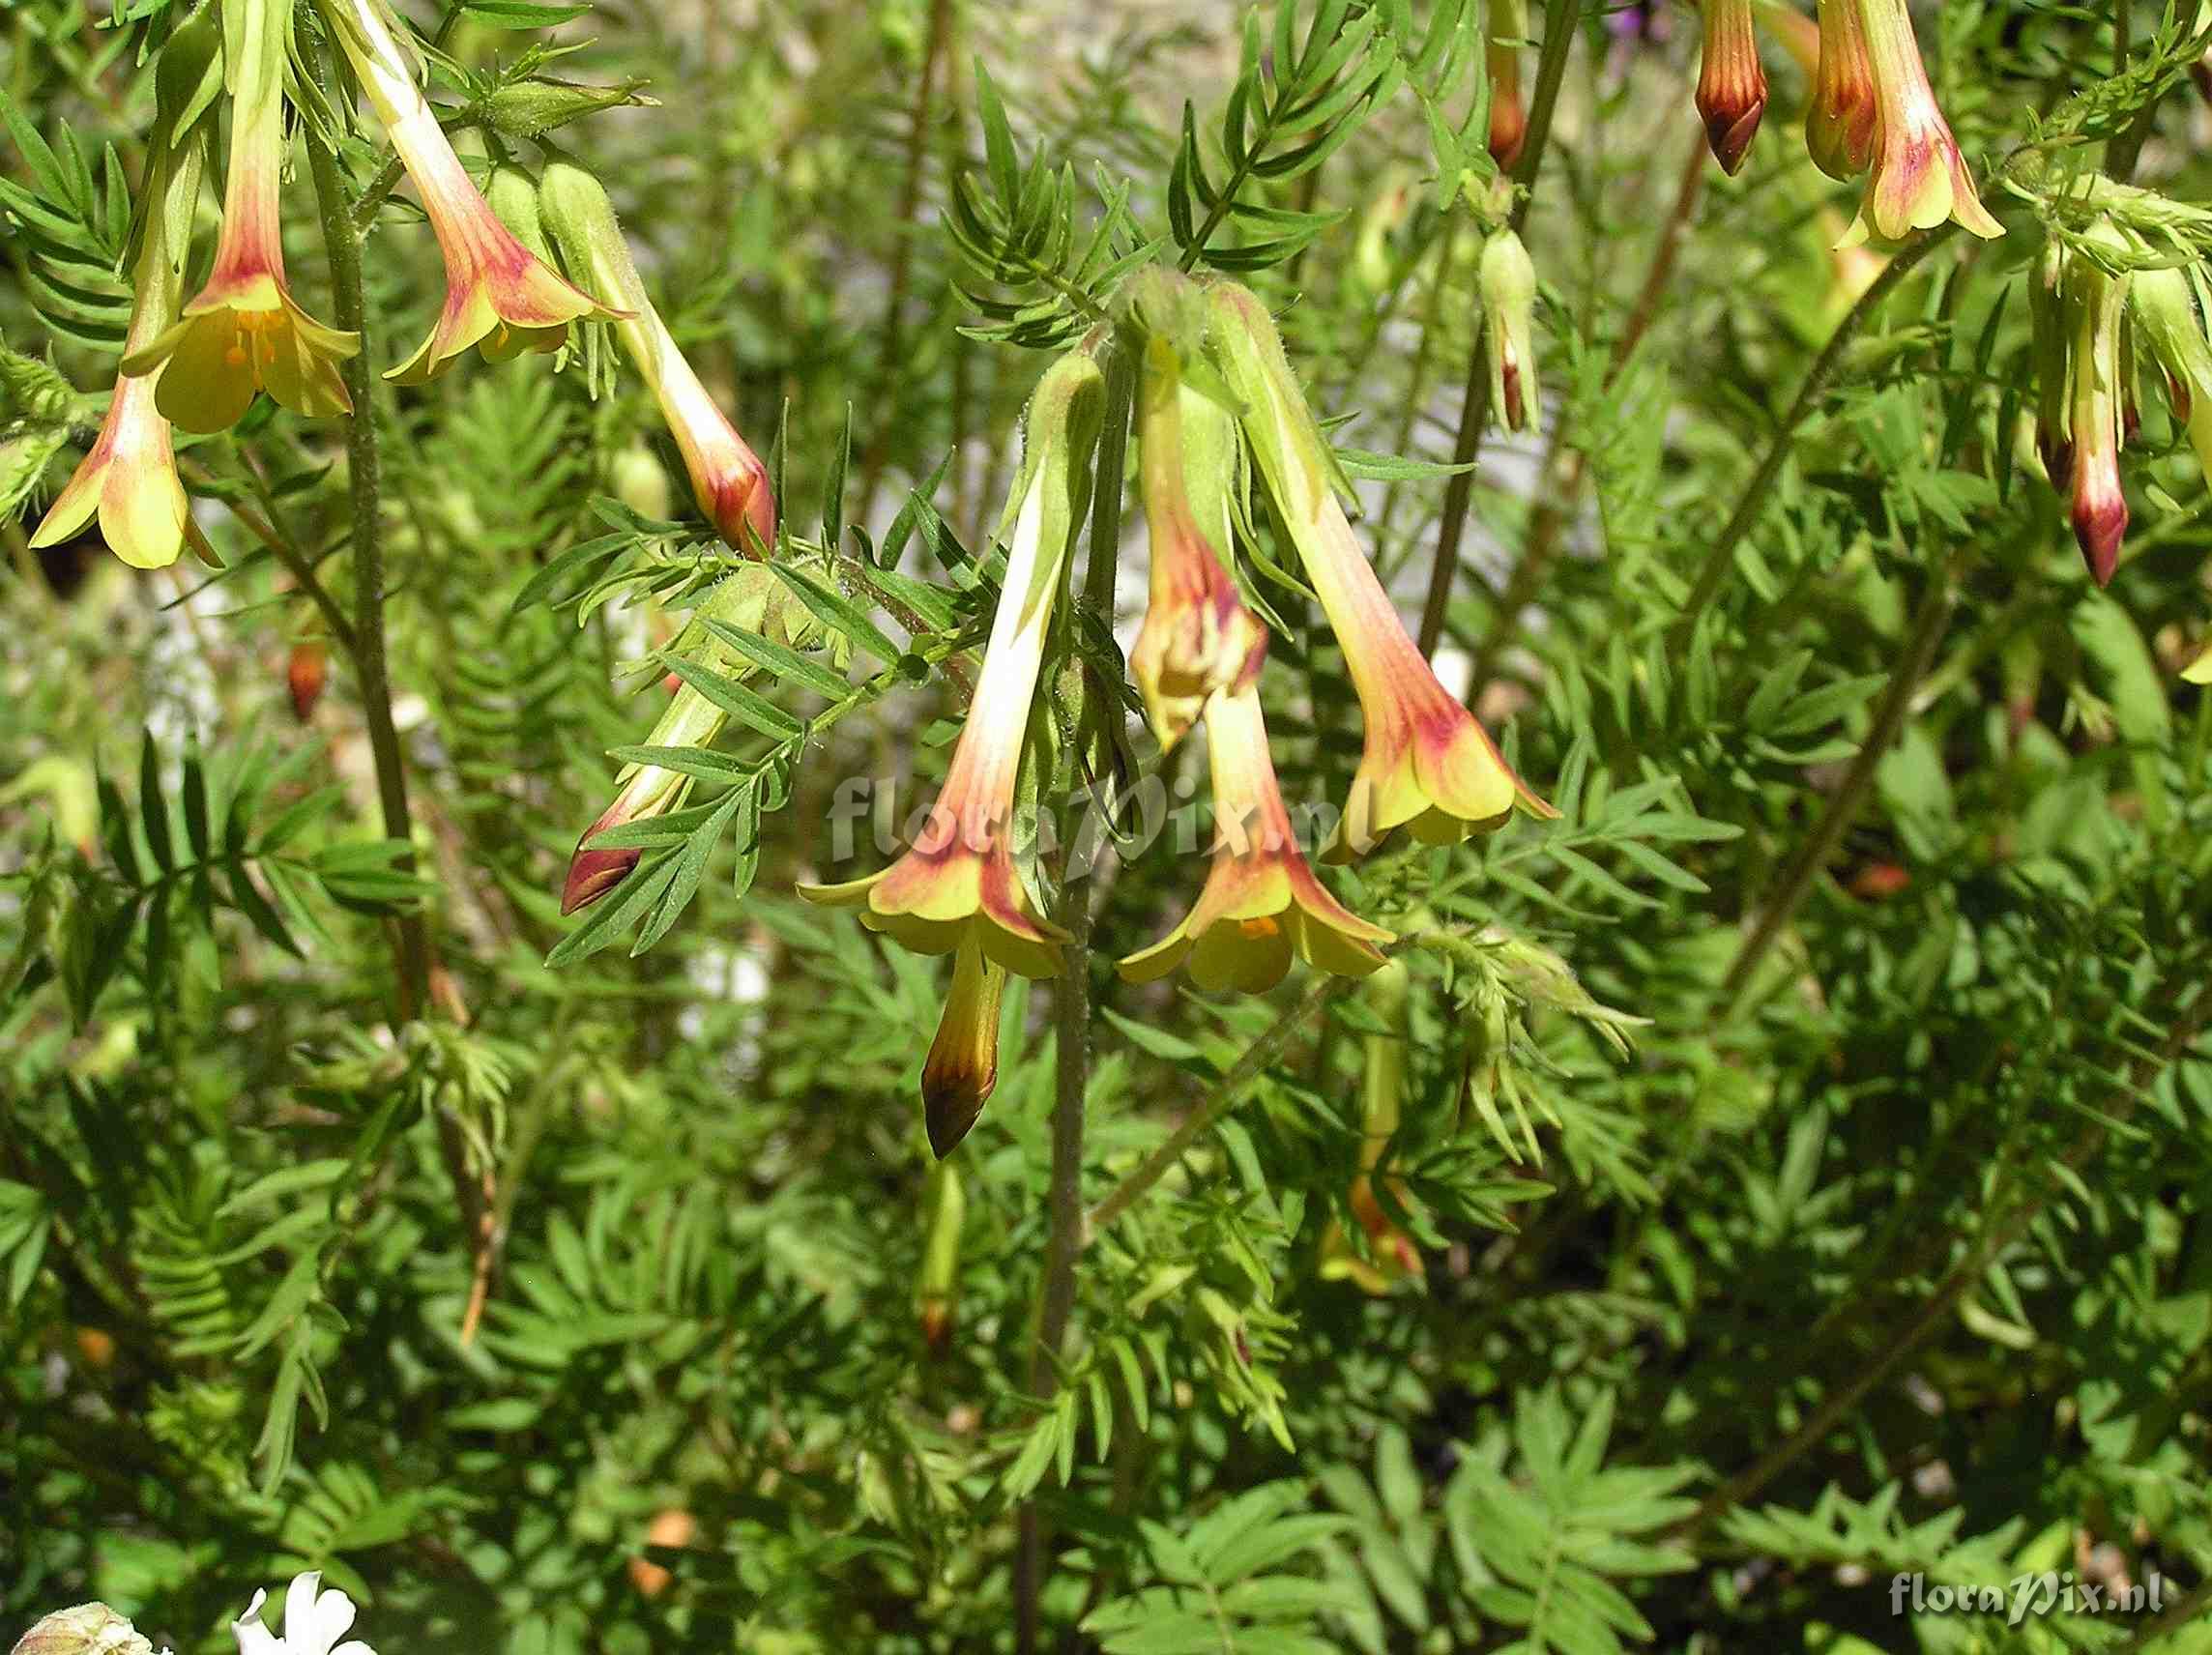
[32,0,772,572]
[38,5,1559,1173]
[800,273,1552,1154]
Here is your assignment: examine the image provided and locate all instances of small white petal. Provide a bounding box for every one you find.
[282,1573,357,1655]
[330,1641,377,1655]
[231,1590,279,1655]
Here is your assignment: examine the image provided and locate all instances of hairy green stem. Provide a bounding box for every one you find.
[306,46,432,1023]
[308,37,497,1341]
[1414,0,1577,655]
[1719,547,1966,1012]
[2105,0,2168,182]
[1670,228,1955,644]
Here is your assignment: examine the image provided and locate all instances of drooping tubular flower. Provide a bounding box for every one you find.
[2064,252,2130,586]
[32,12,218,567]
[1842,0,2002,246]
[1696,0,1767,176]
[1486,0,1528,170]
[1120,682,1393,992]
[124,0,359,433]
[320,0,617,383]
[2028,238,2073,487]
[561,665,726,916]
[1806,0,1877,181]
[1207,281,1553,860]
[538,160,776,554]
[1479,227,1539,433]
[1129,331,1266,751]
[563,566,812,914]
[921,941,1006,1156]
[800,347,1106,979]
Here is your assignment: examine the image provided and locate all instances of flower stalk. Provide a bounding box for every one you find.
[1319,959,1420,1292]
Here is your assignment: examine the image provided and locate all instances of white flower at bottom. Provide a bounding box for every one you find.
[232,1575,374,1655]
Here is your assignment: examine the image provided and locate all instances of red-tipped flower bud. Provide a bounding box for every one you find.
[920,943,1005,1157]
[287,639,327,721]
[1697,0,1768,176]
[2064,259,2130,587]
[1479,228,1541,434]
[1486,0,1529,170]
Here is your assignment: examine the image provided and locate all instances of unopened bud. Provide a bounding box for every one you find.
[0,343,79,425]
[1479,228,1540,433]
[485,75,655,141]
[920,943,1004,1156]
[560,574,797,914]
[1357,958,1410,1162]
[916,1160,966,1355]
[2064,258,2130,586]
[1486,0,1528,170]
[287,639,327,720]
[1697,0,1767,176]
[2071,456,2128,586]
[539,160,776,553]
